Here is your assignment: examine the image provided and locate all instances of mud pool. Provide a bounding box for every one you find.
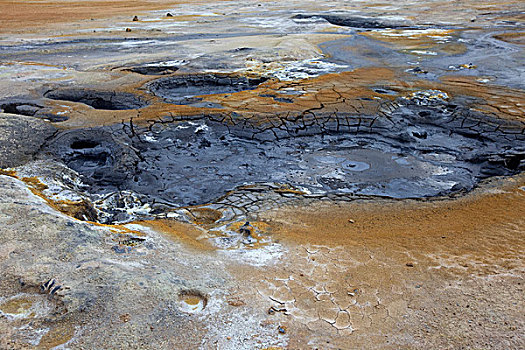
[45,103,522,215]
[0,0,524,349]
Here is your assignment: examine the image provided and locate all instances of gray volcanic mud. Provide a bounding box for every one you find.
[44,89,149,110]
[147,74,268,105]
[0,98,67,122]
[44,95,524,222]
[122,62,181,75]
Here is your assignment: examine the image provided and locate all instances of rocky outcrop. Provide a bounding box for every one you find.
[0,113,57,168]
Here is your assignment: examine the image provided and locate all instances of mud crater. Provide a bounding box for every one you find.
[178,289,208,313]
[44,89,149,110]
[147,73,268,105]
[1,100,68,122]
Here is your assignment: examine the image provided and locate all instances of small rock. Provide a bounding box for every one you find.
[407,66,428,74]
[132,16,139,21]
[166,13,173,17]
[268,306,287,315]
[125,28,132,32]
[226,298,245,307]
[239,222,253,236]
[119,313,131,322]
[348,219,355,223]
[406,263,414,267]
[412,130,428,139]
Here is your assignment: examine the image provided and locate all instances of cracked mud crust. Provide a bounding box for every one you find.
[226,176,525,349]
[0,0,524,349]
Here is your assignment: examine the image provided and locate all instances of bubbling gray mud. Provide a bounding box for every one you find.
[43,96,524,222]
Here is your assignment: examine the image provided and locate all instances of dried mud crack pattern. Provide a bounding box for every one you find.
[27,91,523,224]
[0,0,524,349]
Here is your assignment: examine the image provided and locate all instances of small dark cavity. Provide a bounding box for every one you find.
[259,93,293,103]
[147,73,268,105]
[373,87,398,95]
[1,102,42,116]
[274,97,294,104]
[44,89,149,110]
[412,130,428,139]
[406,67,428,74]
[504,154,524,170]
[70,140,99,149]
[1,101,69,122]
[232,47,253,52]
[37,113,69,122]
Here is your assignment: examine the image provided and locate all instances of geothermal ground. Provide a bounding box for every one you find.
[0,0,524,349]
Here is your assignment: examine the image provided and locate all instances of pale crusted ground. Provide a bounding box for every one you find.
[0,1,524,349]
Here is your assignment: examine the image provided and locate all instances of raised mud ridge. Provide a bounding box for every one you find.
[292,14,412,29]
[41,93,524,223]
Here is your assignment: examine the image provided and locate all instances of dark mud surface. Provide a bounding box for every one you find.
[147,74,268,105]
[44,95,524,220]
[44,89,150,110]
[0,99,67,122]
[122,63,180,75]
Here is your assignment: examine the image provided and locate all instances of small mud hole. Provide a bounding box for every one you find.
[0,293,53,320]
[44,89,149,110]
[1,102,43,116]
[70,140,99,149]
[147,73,268,105]
[1,101,68,122]
[178,290,208,313]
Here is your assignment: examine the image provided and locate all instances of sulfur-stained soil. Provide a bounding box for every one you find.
[0,0,524,349]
